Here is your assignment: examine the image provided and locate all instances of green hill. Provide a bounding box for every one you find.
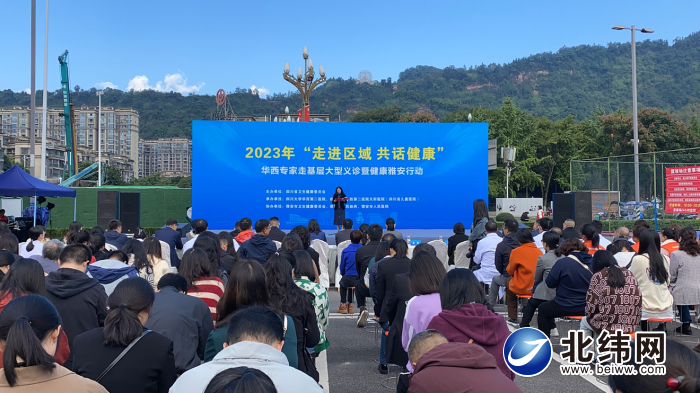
[1,31,699,139]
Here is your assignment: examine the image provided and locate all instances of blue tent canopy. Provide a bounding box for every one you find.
[0,165,76,198]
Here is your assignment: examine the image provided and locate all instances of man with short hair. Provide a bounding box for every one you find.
[238,219,277,264]
[487,218,519,313]
[86,250,139,296]
[183,218,208,253]
[267,217,286,242]
[104,219,128,249]
[45,244,108,369]
[383,217,403,239]
[533,217,553,253]
[146,273,213,375]
[155,218,183,267]
[561,219,580,240]
[354,223,383,327]
[591,220,611,248]
[473,221,502,287]
[30,238,64,274]
[335,219,353,245]
[234,217,254,244]
[170,306,323,393]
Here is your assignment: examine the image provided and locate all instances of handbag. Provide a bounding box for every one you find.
[300,322,320,382]
[96,330,151,383]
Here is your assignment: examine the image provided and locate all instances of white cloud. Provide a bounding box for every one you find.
[250,85,270,97]
[95,82,118,89]
[23,88,30,94]
[127,73,204,94]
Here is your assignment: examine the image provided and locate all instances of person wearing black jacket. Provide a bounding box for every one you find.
[44,244,108,370]
[561,219,581,240]
[266,217,286,242]
[290,226,321,274]
[487,218,520,310]
[335,219,353,245]
[217,232,238,275]
[383,273,411,368]
[447,223,470,265]
[238,220,277,264]
[354,224,383,327]
[375,239,410,374]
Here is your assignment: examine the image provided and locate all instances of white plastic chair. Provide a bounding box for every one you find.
[453,240,471,269]
[273,240,282,249]
[312,239,330,289]
[428,240,449,270]
[158,240,171,267]
[105,243,117,252]
[335,240,351,289]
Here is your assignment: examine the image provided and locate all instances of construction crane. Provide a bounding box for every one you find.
[58,50,78,178]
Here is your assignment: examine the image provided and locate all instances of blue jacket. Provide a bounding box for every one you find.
[104,231,128,249]
[238,234,277,264]
[545,252,593,313]
[87,260,139,296]
[155,227,184,267]
[340,243,362,276]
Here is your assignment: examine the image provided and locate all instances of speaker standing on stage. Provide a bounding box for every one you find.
[332,187,349,231]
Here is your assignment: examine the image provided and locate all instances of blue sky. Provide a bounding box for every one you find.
[1,0,699,97]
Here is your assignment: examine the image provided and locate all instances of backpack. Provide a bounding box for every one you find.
[363,257,376,288]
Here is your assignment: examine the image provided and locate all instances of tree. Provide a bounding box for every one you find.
[349,106,402,122]
[177,176,192,188]
[399,110,438,123]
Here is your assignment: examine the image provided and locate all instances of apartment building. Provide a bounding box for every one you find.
[138,138,192,178]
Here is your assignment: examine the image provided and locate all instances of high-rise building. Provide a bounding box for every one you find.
[138,138,192,178]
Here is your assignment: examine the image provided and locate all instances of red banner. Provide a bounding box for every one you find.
[297,105,310,122]
[666,166,700,213]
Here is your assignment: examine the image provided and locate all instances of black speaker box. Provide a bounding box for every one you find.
[573,192,592,231]
[553,193,573,229]
[119,193,141,235]
[97,191,119,229]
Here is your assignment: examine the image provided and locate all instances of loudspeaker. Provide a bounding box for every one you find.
[97,191,119,229]
[119,193,141,234]
[553,193,573,229]
[573,192,592,231]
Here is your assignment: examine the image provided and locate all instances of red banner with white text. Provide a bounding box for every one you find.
[666,165,700,213]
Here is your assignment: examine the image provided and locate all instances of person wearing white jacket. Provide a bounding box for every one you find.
[170,306,323,393]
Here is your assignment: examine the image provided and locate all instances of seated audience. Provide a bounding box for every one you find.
[384,218,403,239]
[195,233,229,283]
[143,237,170,286]
[369,240,392,301]
[233,217,254,245]
[354,223,383,326]
[293,250,330,354]
[561,219,580,240]
[276,233,302,269]
[533,218,553,253]
[0,295,107,392]
[581,223,606,255]
[335,219,353,245]
[30,238,63,274]
[67,229,90,247]
[229,221,241,239]
[238,219,277,264]
[183,219,208,253]
[614,226,630,242]
[338,230,363,314]
[145,273,213,374]
[473,220,502,287]
[488,218,519,309]
[670,227,700,338]
[72,277,176,393]
[104,220,128,249]
[267,217,286,242]
[521,231,563,331]
[537,239,593,338]
[123,239,155,288]
[629,229,673,331]
[427,268,513,380]
[90,226,105,235]
[45,244,107,369]
[217,232,238,275]
[447,222,469,266]
[90,234,109,261]
[87,250,139,295]
[19,225,45,258]
[591,220,611,248]
[609,238,636,268]
[155,219,183,268]
[406,330,523,393]
[203,367,278,393]
[0,250,15,282]
[179,248,225,322]
[630,220,650,253]
[290,225,320,273]
[308,219,327,242]
[171,307,323,393]
[505,228,542,324]
[660,227,680,257]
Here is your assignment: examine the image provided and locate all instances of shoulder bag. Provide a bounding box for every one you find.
[96,330,151,383]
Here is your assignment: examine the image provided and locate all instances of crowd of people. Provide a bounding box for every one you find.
[0,206,699,393]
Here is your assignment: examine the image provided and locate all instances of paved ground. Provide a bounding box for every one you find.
[319,290,700,393]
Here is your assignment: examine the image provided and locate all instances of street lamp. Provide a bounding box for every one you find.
[613,24,654,203]
[282,46,326,122]
[96,90,103,186]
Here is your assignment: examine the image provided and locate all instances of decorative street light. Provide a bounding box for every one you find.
[612,25,654,203]
[96,90,103,186]
[282,46,326,122]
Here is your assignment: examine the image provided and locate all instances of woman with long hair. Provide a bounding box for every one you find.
[90,234,110,261]
[660,227,680,257]
[670,227,700,338]
[332,186,347,231]
[63,221,83,243]
[143,237,170,287]
[581,223,605,255]
[628,229,672,331]
[0,295,107,391]
[293,250,329,354]
[609,238,635,268]
[194,234,227,283]
[72,278,176,393]
[265,255,320,381]
[307,219,326,242]
[401,251,446,371]
[277,233,302,270]
[217,232,238,275]
[67,229,90,246]
[122,239,155,288]
[19,225,45,258]
[290,226,320,278]
[179,248,225,322]
[427,268,514,380]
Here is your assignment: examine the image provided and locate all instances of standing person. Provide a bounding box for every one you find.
[537,239,593,338]
[0,295,108,392]
[669,227,700,337]
[660,227,680,258]
[376,239,411,375]
[237,219,276,264]
[308,219,327,242]
[629,229,673,331]
[473,221,502,288]
[334,219,353,245]
[145,273,213,375]
[338,230,363,314]
[383,218,403,239]
[487,218,519,308]
[427,269,514,380]
[332,187,348,231]
[183,219,208,253]
[447,222,469,266]
[520,231,563,330]
[265,256,320,381]
[536,205,544,220]
[143,237,170,288]
[266,217,286,242]
[294,251,330,354]
[179,249,225,322]
[104,220,128,250]
[123,239,155,288]
[44,244,108,369]
[505,228,542,324]
[467,199,490,265]
[19,225,45,258]
[354,223,382,327]
[401,252,446,372]
[72,278,176,393]
[155,219,183,268]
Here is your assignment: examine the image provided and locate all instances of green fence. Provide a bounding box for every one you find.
[22,186,191,229]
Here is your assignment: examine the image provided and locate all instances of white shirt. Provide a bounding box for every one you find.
[536,209,544,219]
[614,251,635,268]
[534,232,545,254]
[599,235,612,249]
[20,240,43,258]
[473,233,502,284]
[182,234,199,253]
